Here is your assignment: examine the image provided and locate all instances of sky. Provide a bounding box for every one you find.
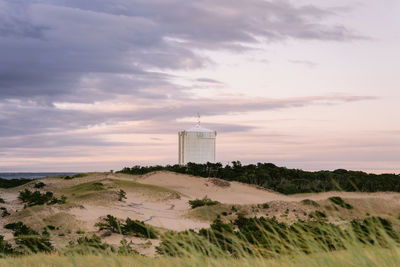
[0,0,399,173]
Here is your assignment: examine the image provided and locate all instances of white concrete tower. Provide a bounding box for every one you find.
[178,116,216,165]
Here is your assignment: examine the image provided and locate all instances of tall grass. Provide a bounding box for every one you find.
[2,216,400,266]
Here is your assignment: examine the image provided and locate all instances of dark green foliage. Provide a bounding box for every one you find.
[18,189,53,206]
[123,218,158,238]
[63,173,88,180]
[118,189,127,201]
[0,197,4,204]
[1,207,10,217]
[118,239,138,255]
[119,162,400,194]
[48,195,67,205]
[309,210,328,220]
[157,215,400,257]
[18,189,66,207]
[0,235,14,257]
[72,173,88,178]
[0,178,32,189]
[189,196,220,209]
[95,215,158,238]
[66,234,115,255]
[328,197,353,209]
[95,215,122,233]
[33,182,46,189]
[262,203,270,209]
[301,199,320,207]
[4,221,53,253]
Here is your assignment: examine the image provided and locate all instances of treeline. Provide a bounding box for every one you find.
[0,178,32,189]
[119,162,400,194]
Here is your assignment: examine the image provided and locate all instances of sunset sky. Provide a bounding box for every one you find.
[0,0,399,173]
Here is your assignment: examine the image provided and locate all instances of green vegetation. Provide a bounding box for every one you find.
[301,199,320,207]
[4,221,53,254]
[119,162,400,194]
[189,196,220,209]
[65,234,115,255]
[118,189,127,201]
[0,235,14,257]
[1,207,10,217]
[95,215,158,238]
[63,173,88,180]
[0,197,4,204]
[33,182,46,189]
[157,215,399,257]
[2,215,400,266]
[18,189,66,207]
[328,196,353,209]
[0,178,32,188]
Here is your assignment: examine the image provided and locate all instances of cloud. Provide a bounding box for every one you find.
[289,60,318,68]
[0,0,366,102]
[0,0,376,170]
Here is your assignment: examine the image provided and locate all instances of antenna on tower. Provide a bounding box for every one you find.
[196,113,201,127]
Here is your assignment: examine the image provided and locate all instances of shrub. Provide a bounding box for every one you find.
[4,221,53,253]
[118,239,138,255]
[118,189,127,201]
[262,203,270,209]
[122,218,158,238]
[18,189,66,207]
[0,235,14,256]
[95,215,158,238]
[189,196,220,209]
[95,215,122,233]
[301,199,320,207]
[65,234,115,255]
[309,210,328,220]
[0,197,4,204]
[328,197,353,209]
[33,182,46,189]
[1,207,10,217]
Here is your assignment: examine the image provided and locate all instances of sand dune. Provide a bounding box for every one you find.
[2,171,400,256]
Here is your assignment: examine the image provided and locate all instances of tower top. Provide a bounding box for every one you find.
[196,113,201,128]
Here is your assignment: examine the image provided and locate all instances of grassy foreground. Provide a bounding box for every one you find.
[1,247,400,267]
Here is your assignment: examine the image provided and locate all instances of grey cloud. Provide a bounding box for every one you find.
[289,60,318,68]
[0,0,366,102]
[196,78,224,84]
[0,0,372,157]
[0,95,375,139]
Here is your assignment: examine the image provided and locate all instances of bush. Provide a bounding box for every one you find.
[118,189,127,201]
[189,196,220,209]
[309,210,328,220]
[1,207,10,217]
[4,221,53,253]
[0,197,4,204]
[95,215,158,238]
[262,203,270,209]
[0,235,14,256]
[301,199,320,207]
[65,234,115,255]
[123,218,158,238]
[33,182,46,189]
[118,239,138,255]
[18,189,66,207]
[328,197,353,209]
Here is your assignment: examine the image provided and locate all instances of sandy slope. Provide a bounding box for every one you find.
[3,171,400,256]
[136,171,293,204]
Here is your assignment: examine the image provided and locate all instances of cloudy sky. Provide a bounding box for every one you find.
[0,0,399,173]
